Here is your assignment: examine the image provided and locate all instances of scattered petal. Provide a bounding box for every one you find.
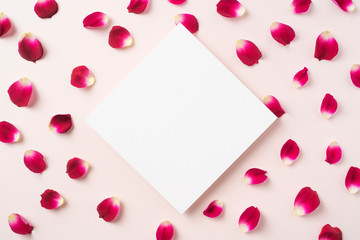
[331,0,355,12]
[18,33,43,62]
[350,64,360,88]
[0,12,11,37]
[325,142,342,164]
[168,0,186,5]
[66,157,90,179]
[34,0,58,19]
[203,200,224,218]
[40,189,64,209]
[270,22,295,46]
[24,150,46,173]
[293,67,309,88]
[174,14,199,34]
[7,78,33,107]
[294,187,320,216]
[244,168,267,185]
[238,206,260,233]
[216,0,246,18]
[49,114,73,133]
[321,93,338,119]
[280,139,300,165]
[236,39,262,66]
[156,220,174,240]
[108,26,133,49]
[314,31,338,61]
[263,95,285,117]
[97,197,121,222]
[8,213,33,235]
[127,0,149,14]
[83,12,109,28]
[319,224,342,240]
[345,166,360,194]
[290,0,312,14]
[71,65,95,88]
[0,121,20,143]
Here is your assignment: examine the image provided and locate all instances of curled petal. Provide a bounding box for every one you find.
[40,189,64,209]
[321,93,338,119]
[236,39,262,66]
[314,31,338,61]
[290,0,312,14]
[168,0,186,5]
[71,65,95,88]
[280,139,300,165]
[127,0,149,14]
[0,121,20,143]
[216,0,246,18]
[350,64,360,88]
[319,224,342,240]
[325,142,342,164]
[66,157,90,179]
[8,213,33,235]
[83,12,109,28]
[244,168,267,185]
[108,26,133,49]
[7,78,33,107]
[24,150,46,173]
[345,166,360,194]
[293,67,309,88]
[0,12,12,37]
[18,33,43,62]
[156,220,174,240]
[270,22,295,46]
[238,206,260,233]
[97,197,121,222]
[263,95,285,117]
[174,14,199,34]
[331,0,355,12]
[203,200,224,218]
[49,114,73,133]
[34,0,58,19]
[294,187,320,216]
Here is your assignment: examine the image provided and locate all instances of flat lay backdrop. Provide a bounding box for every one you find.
[1,0,360,239]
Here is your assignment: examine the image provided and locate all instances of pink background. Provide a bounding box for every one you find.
[1,0,360,239]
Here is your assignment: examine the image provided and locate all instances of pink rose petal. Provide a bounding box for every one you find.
[8,213,33,235]
[40,189,64,209]
[156,220,174,240]
[34,0,58,19]
[216,0,246,18]
[314,31,339,61]
[0,121,20,143]
[290,0,312,14]
[238,206,260,233]
[66,157,90,179]
[321,93,338,119]
[294,187,320,216]
[263,95,285,117]
[236,39,262,66]
[24,150,46,173]
[174,14,199,34]
[108,26,133,49]
[331,0,356,12]
[127,0,149,14]
[7,78,33,107]
[168,0,186,5]
[203,200,224,218]
[319,224,342,240]
[293,67,309,88]
[49,114,73,133]
[97,197,121,222]
[244,168,267,185]
[270,22,295,46]
[345,166,360,194]
[83,12,109,29]
[0,12,12,37]
[281,139,300,165]
[71,65,95,88]
[325,142,342,164]
[350,64,360,88]
[18,33,44,63]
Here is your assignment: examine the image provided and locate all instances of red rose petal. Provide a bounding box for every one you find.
[319,224,342,240]
[236,39,262,66]
[18,33,43,63]
[244,168,267,185]
[216,0,246,18]
[156,220,174,240]
[127,0,149,14]
[350,64,360,88]
[24,150,46,173]
[345,166,360,194]
[40,189,64,209]
[321,93,338,119]
[331,0,355,12]
[263,95,285,117]
[168,0,186,5]
[83,12,109,29]
[280,139,300,165]
[294,187,320,216]
[97,197,121,222]
[290,0,312,14]
[7,78,33,107]
[8,213,33,235]
[314,31,339,61]
[0,121,20,143]
[174,14,199,34]
[108,26,133,49]
[71,65,95,88]
[325,142,342,164]
[34,0,58,19]
[0,12,11,37]
[49,114,73,133]
[203,200,224,218]
[270,22,295,46]
[293,67,309,88]
[238,206,260,233]
[66,157,90,179]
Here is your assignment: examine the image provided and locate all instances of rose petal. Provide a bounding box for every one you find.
[0,121,20,143]
[8,213,33,235]
[350,64,360,88]
[71,65,95,88]
[325,142,342,164]
[83,12,109,29]
[270,22,295,46]
[345,166,360,194]
[24,150,46,173]
[263,95,285,117]
[49,114,73,133]
[108,26,133,49]
[244,168,267,185]
[319,224,342,240]
[331,0,356,12]
[216,0,246,18]
[314,31,339,61]
[168,0,186,5]
[290,0,312,14]
[127,0,149,14]
[34,0,58,19]
[294,187,320,216]
[203,200,224,218]
[0,12,12,37]
[40,189,64,209]
[280,139,300,166]
[238,206,260,233]
[321,93,338,119]
[174,14,199,34]
[236,39,262,66]
[66,157,90,179]
[293,67,309,88]
[97,197,121,222]
[18,33,43,62]
[156,220,174,240]
[7,78,33,107]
